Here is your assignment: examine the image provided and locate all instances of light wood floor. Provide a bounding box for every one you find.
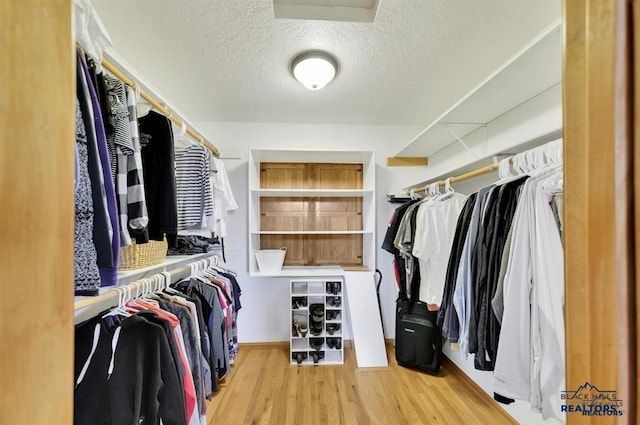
[207,343,516,425]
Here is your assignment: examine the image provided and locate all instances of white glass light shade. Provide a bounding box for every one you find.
[291,52,337,90]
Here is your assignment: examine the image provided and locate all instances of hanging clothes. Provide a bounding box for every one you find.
[174,142,214,231]
[76,50,113,280]
[74,315,187,425]
[79,50,120,286]
[73,98,101,295]
[382,200,418,300]
[104,73,136,245]
[209,156,238,238]
[452,184,494,358]
[492,167,565,421]
[412,192,467,308]
[138,110,178,243]
[124,85,150,240]
[437,192,476,341]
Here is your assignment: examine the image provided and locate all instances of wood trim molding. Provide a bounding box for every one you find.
[239,341,290,350]
[386,157,428,167]
[0,1,75,423]
[563,0,636,423]
[634,0,640,416]
[442,357,517,424]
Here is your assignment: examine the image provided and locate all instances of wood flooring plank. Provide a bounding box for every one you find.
[207,345,516,425]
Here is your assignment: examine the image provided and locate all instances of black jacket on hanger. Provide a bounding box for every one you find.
[484,177,529,366]
[437,193,476,341]
[74,315,187,425]
[138,110,178,243]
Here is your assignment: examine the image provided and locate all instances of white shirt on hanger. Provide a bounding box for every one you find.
[412,193,467,306]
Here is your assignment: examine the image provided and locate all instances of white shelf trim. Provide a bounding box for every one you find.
[252,188,373,197]
[253,230,370,235]
[252,266,345,277]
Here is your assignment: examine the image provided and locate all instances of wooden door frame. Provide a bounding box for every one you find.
[2,1,638,424]
[0,0,75,424]
[563,0,636,423]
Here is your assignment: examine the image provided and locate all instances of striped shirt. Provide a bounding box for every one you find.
[174,142,214,230]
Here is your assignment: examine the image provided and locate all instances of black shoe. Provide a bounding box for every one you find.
[326,310,339,320]
[292,297,308,309]
[325,297,336,307]
[326,323,341,335]
[310,304,324,316]
[310,338,323,351]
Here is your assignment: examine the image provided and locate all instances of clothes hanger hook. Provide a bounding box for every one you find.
[444,178,453,193]
[160,271,171,291]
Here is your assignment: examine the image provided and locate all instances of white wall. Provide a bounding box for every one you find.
[195,122,426,343]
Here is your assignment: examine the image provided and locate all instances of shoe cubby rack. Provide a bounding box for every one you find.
[290,278,344,366]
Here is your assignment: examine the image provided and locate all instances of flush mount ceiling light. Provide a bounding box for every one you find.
[291,51,338,90]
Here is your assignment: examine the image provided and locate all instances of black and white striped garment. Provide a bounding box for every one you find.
[104,75,136,246]
[124,86,149,239]
[104,75,133,180]
[174,142,214,230]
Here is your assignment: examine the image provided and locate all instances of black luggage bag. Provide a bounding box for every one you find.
[395,298,443,375]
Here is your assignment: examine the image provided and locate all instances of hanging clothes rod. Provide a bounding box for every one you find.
[407,162,501,195]
[100,57,221,158]
[73,255,219,325]
[407,138,563,195]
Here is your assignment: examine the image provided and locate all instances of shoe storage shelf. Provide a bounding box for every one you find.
[290,278,344,366]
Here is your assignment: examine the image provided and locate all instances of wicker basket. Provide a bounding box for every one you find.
[118,238,168,270]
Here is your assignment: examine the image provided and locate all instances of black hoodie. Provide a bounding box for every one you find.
[75,314,186,425]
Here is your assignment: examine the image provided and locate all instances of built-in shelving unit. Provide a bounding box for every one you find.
[248,149,375,276]
[393,18,562,159]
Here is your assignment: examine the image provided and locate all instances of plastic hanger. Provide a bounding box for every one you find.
[444,178,454,194]
[160,272,171,292]
[494,157,525,185]
[102,286,132,319]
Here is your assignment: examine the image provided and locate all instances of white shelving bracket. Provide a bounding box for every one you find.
[441,123,482,159]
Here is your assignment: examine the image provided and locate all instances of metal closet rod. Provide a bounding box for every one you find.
[409,161,504,194]
[101,58,221,158]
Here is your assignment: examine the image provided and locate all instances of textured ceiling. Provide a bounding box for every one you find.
[91,0,561,126]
